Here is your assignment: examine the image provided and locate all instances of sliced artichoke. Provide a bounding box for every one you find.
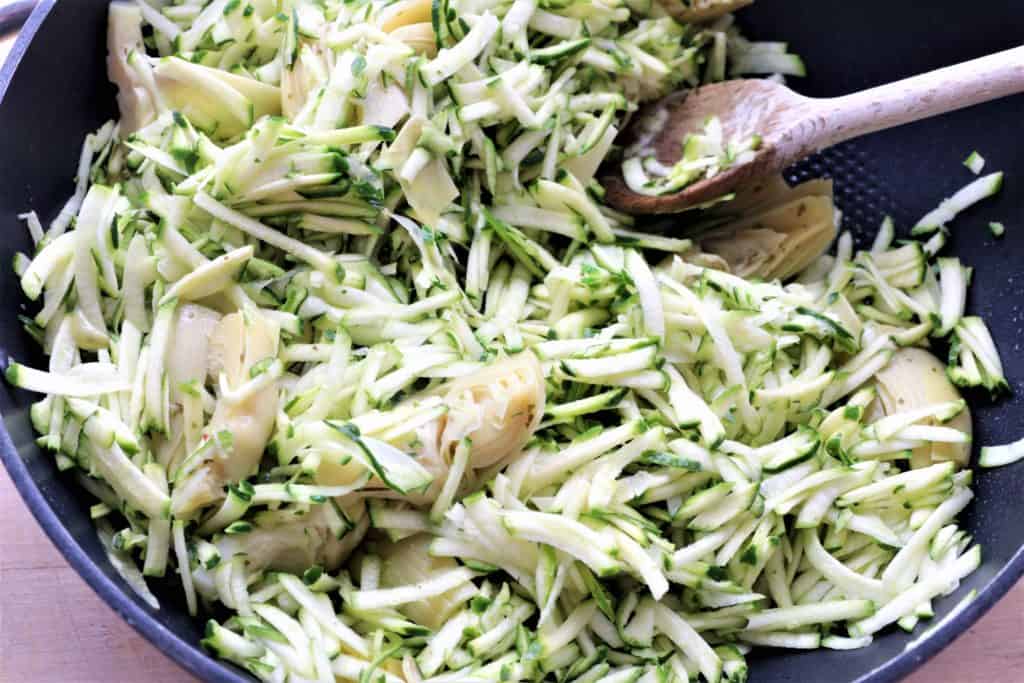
[375,534,474,631]
[872,347,973,468]
[152,57,281,140]
[107,2,157,133]
[361,80,411,128]
[281,42,329,121]
[379,117,459,228]
[158,304,222,473]
[389,23,438,57]
[657,0,754,23]
[215,500,368,574]
[282,2,427,122]
[166,303,221,403]
[749,177,835,213]
[321,353,546,504]
[376,0,433,32]
[316,445,373,488]
[206,310,280,481]
[171,310,281,518]
[696,179,838,281]
[439,352,546,469]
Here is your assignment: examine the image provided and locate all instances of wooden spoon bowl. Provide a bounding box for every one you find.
[603,47,1024,215]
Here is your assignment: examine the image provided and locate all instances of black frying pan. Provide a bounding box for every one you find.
[0,2,1022,682]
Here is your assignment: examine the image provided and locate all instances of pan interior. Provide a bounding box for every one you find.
[0,2,1022,682]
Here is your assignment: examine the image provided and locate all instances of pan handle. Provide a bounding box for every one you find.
[0,0,37,36]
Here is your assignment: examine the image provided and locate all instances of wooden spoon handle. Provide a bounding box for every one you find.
[807,46,1024,150]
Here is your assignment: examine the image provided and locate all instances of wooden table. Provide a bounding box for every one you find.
[1,10,1023,683]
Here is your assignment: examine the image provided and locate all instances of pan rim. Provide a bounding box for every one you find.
[0,3,1022,683]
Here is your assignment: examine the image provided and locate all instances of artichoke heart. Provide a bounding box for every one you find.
[872,347,972,468]
[152,57,282,140]
[376,534,475,631]
[281,41,330,121]
[107,2,158,133]
[389,23,438,57]
[657,0,754,23]
[697,178,838,281]
[320,353,546,504]
[171,310,281,518]
[166,304,221,403]
[376,0,433,32]
[281,3,429,125]
[216,500,368,574]
[440,352,546,469]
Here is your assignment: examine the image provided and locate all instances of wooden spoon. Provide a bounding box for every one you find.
[603,46,1024,214]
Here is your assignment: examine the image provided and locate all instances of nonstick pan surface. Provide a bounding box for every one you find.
[1,2,1022,682]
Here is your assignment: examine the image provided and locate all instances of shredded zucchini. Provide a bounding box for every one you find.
[623,115,763,196]
[4,2,1012,682]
